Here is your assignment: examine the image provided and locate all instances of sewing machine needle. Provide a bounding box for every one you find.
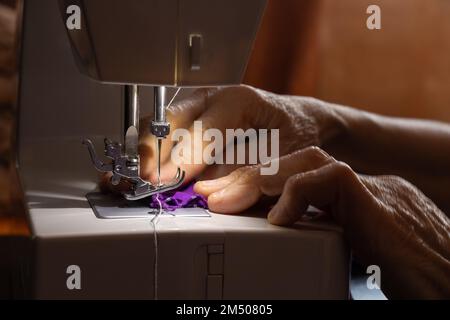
[156,138,162,187]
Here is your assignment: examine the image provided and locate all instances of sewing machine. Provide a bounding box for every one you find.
[15,0,350,299]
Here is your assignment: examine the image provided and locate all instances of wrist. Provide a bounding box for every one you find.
[314,101,378,164]
[310,100,350,148]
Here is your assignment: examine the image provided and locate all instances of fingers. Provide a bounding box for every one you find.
[267,161,363,226]
[197,166,261,213]
[195,146,336,213]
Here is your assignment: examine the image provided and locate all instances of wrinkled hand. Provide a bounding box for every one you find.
[100,85,450,299]
[102,85,338,191]
[139,85,338,183]
[194,146,450,299]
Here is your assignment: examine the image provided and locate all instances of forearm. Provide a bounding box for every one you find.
[382,243,450,299]
[321,103,450,213]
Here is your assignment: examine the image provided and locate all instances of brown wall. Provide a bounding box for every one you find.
[245,0,450,122]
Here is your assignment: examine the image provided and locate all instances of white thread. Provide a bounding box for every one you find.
[167,88,181,109]
[149,87,180,300]
[150,193,163,300]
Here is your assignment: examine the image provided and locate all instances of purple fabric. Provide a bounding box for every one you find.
[149,182,208,211]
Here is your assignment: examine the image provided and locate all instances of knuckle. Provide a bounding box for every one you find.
[231,85,263,106]
[234,166,249,175]
[291,146,335,171]
[285,173,303,191]
[384,175,414,191]
[384,175,405,184]
[302,146,332,163]
[281,174,305,204]
[231,84,255,95]
[192,88,212,101]
[236,164,260,182]
[333,161,357,181]
[231,165,251,178]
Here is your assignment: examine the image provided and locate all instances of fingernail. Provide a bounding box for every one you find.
[209,188,228,204]
[197,179,218,187]
[267,205,280,224]
[198,177,231,189]
[267,210,275,222]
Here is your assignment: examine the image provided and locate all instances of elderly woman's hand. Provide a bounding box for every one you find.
[194,147,450,299]
[101,85,344,191]
[139,85,343,183]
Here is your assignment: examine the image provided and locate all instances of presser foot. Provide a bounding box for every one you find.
[82,138,185,200]
[123,168,185,201]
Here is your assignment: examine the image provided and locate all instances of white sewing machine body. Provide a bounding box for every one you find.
[21,139,349,299]
[16,0,350,299]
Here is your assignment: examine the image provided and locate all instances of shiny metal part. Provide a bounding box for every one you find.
[82,85,185,201]
[151,86,170,138]
[124,85,139,169]
[83,138,185,200]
